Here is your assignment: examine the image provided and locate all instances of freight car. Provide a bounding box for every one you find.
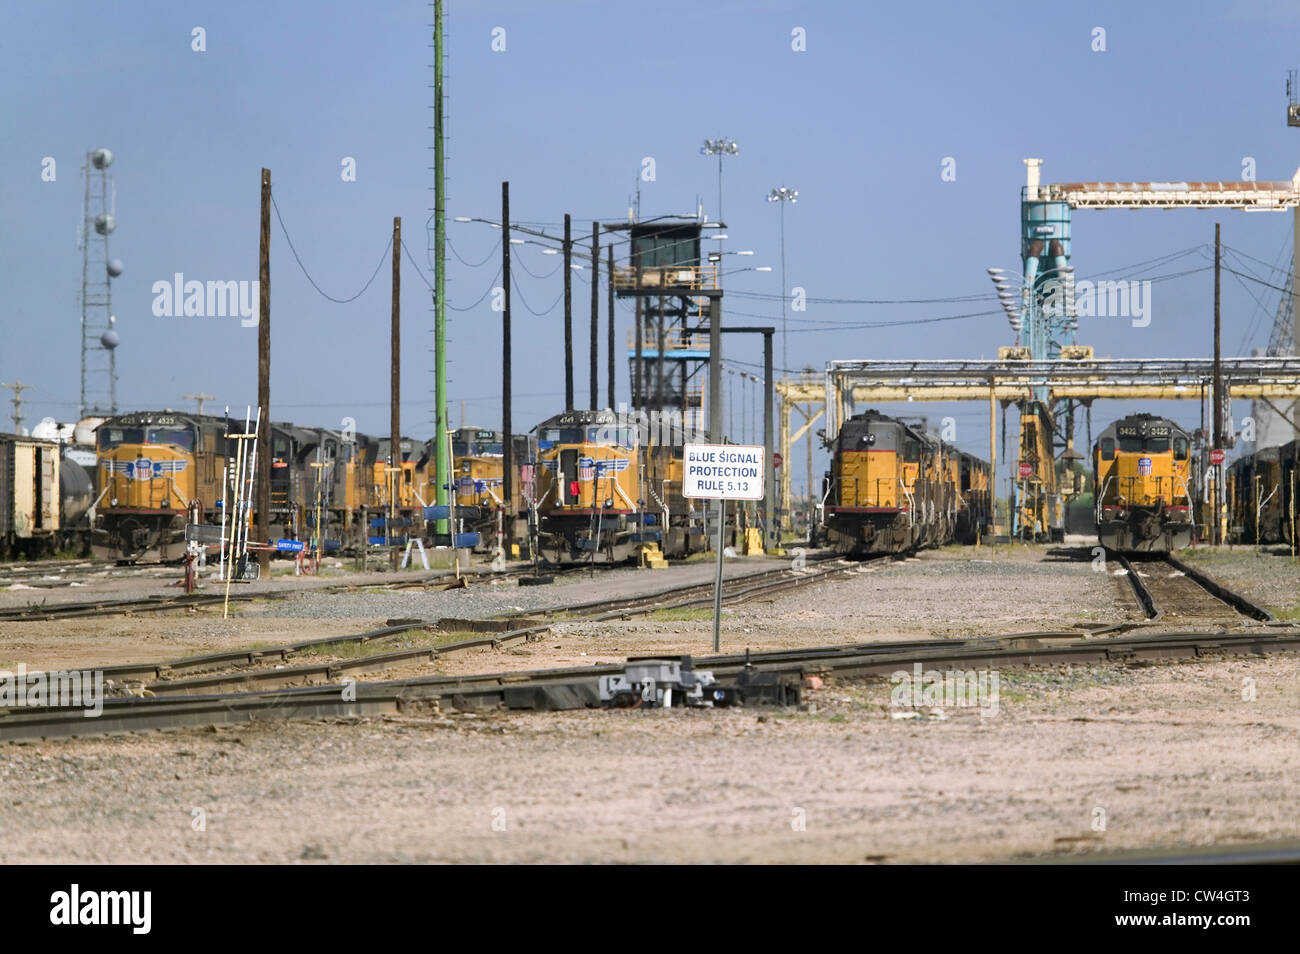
[1227,440,1297,545]
[820,410,989,556]
[0,433,62,559]
[1093,413,1195,551]
[954,450,992,544]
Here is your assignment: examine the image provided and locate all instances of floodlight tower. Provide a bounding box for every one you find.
[79,148,123,418]
[766,186,798,374]
[700,138,738,223]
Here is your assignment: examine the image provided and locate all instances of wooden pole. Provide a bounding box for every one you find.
[607,244,615,409]
[390,215,401,570]
[1213,222,1223,545]
[590,221,599,410]
[502,182,513,544]
[257,169,271,573]
[564,214,573,411]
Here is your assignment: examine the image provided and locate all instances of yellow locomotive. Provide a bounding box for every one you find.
[1093,413,1194,551]
[821,410,989,555]
[94,411,432,561]
[532,408,691,563]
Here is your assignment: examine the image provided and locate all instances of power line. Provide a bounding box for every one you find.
[447,265,502,312]
[446,235,500,268]
[401,240,435,291]
[270,192,392,303]
[512,253,563,280]
[510,274,564,316]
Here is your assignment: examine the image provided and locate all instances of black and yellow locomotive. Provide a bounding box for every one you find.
[821,410,990,556]
[1092,413,1195,551]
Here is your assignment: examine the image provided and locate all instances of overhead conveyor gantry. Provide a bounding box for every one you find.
[818,357,1300,440]
[773,357,1300,526]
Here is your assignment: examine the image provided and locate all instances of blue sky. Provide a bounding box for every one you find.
[3,0,1300,494]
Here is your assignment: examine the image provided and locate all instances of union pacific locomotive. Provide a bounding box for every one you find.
[92,411,431,561]
[437,426,531,549]
[1092,413,1195,551]
[821,410,990,556]
[532,408,697,563]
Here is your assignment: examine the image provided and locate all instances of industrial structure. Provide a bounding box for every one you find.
[611,215,723,437]
[79,148,122,418]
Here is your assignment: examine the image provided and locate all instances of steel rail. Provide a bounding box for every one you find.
[142,557,873,695]
[4,626,1300,742]
[1108,549,1275,624]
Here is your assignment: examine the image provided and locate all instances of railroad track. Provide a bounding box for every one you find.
[67,554,871,693]
[0,551,740,621]
[1108,550,1275,625]
[0,554,888,739]
[0,560,177,589]
[12,547,1289,742]
[3,614,1299,742]
[0,559,555,622]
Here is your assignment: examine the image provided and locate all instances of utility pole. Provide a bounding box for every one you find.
[590,222,599,409]
[2,382,31,434]
[1213,223,1222,450]
[633,297,643,409]
[390,215,402,571]
[183,392,215,416]
[709,296,723,442]
[564,213,573,411]
[764,332,775,552]
[501,181,512,544]
[257,168,271,574]
[432,0,450,537]
[607,244,615,410]
[655,295,665,409]
[1211,218,1222,545]
[1213,221,1223,545]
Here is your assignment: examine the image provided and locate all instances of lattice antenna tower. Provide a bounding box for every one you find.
[79,148,123,418]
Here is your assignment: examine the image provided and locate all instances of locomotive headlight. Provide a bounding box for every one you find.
[111,497,118,506]
[605,498,614,508]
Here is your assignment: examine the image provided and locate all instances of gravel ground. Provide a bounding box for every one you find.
[0,556,788,673]
[442,543,1134,677]
[2,543,1296,864]
[1,652,1295,864]
[1177,545,1300,618]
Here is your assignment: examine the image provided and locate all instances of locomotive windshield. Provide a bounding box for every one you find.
[541,427,585,444]
[1118,433,1144,453]
[98,426,194,450]
[454,437,504,456]
[540,426,634,448]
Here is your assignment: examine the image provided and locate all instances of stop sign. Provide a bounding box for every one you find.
[1017,462,1033,478]
[1210,449,1226,465]
[773,452,783,469]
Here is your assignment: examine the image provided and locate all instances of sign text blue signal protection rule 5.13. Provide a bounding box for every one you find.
[681,444,765,500]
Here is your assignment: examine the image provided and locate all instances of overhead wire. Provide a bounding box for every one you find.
[271,192,391,304]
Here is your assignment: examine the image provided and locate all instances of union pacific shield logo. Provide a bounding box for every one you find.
[1137,457,1152,476]
[105,457,189,480]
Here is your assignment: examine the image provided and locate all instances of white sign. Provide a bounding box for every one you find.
[682,443,765,500]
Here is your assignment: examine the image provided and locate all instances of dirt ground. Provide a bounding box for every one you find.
[0,652,1295,864]
[1,543,1297,864]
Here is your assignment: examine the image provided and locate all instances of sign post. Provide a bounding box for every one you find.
[682,443,765,652]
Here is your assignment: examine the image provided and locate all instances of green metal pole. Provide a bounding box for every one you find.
[433,0,449,536]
